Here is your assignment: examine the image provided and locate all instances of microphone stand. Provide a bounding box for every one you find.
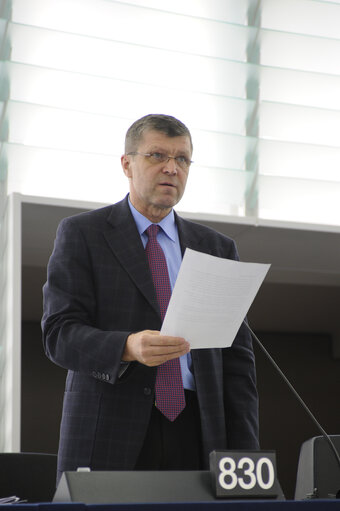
[246,323,340,475]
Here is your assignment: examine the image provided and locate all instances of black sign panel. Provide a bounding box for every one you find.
[210,450,280,499]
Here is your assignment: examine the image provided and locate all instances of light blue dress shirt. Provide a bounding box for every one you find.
[128,197,195,391]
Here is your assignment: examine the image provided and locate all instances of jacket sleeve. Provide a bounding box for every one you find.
[41,216,130,385]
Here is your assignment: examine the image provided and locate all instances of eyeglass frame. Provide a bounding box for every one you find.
[126,151,193,169]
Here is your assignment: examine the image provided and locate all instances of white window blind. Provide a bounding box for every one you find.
[1,0,340,226]
[257,0,340,227]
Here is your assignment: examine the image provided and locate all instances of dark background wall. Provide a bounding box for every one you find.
[21,277,340,500]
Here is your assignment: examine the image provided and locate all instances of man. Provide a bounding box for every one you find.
[42,114,259,484]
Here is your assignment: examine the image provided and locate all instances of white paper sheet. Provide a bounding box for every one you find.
[161,248,270,349]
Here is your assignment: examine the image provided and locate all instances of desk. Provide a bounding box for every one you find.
[0,501,340,510]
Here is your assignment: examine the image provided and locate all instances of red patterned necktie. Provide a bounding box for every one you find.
[145,224,185,421]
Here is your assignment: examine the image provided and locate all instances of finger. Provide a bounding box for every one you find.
[149,335,189,348]
[145,343,189,356]
[142,345,190,366]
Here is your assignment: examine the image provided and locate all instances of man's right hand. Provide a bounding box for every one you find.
[122,330,190,367]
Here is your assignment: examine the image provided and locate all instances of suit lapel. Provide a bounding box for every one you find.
[103,197,160,317]
[175,213,208,256]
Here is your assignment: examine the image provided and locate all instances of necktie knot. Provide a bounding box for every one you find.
[146,224,159,240]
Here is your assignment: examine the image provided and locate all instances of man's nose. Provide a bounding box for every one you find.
[162,157,178,175]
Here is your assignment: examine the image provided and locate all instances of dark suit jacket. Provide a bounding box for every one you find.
[42,196,259,482]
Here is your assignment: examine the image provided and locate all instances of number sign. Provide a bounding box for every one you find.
[210,450,281,499]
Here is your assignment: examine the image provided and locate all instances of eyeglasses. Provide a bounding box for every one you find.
[127,152,193,170]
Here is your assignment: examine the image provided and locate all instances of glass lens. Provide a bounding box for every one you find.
[147,152,190,169]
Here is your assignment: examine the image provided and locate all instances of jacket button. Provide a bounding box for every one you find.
[144,387,151,396]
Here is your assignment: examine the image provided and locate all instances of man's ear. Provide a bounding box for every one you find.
[121,154,132,178]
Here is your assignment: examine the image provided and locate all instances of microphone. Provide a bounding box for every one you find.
[245,322,340,498]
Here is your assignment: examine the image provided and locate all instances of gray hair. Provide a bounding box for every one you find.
[125,114,193,153]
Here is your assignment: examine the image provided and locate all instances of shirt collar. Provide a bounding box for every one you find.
[128,195,177,242]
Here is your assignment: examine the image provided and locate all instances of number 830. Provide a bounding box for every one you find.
[218,456,275,491]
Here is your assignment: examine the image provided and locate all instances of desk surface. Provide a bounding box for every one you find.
[1,501,340,510]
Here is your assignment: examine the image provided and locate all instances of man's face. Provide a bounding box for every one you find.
[121,130,192,222]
